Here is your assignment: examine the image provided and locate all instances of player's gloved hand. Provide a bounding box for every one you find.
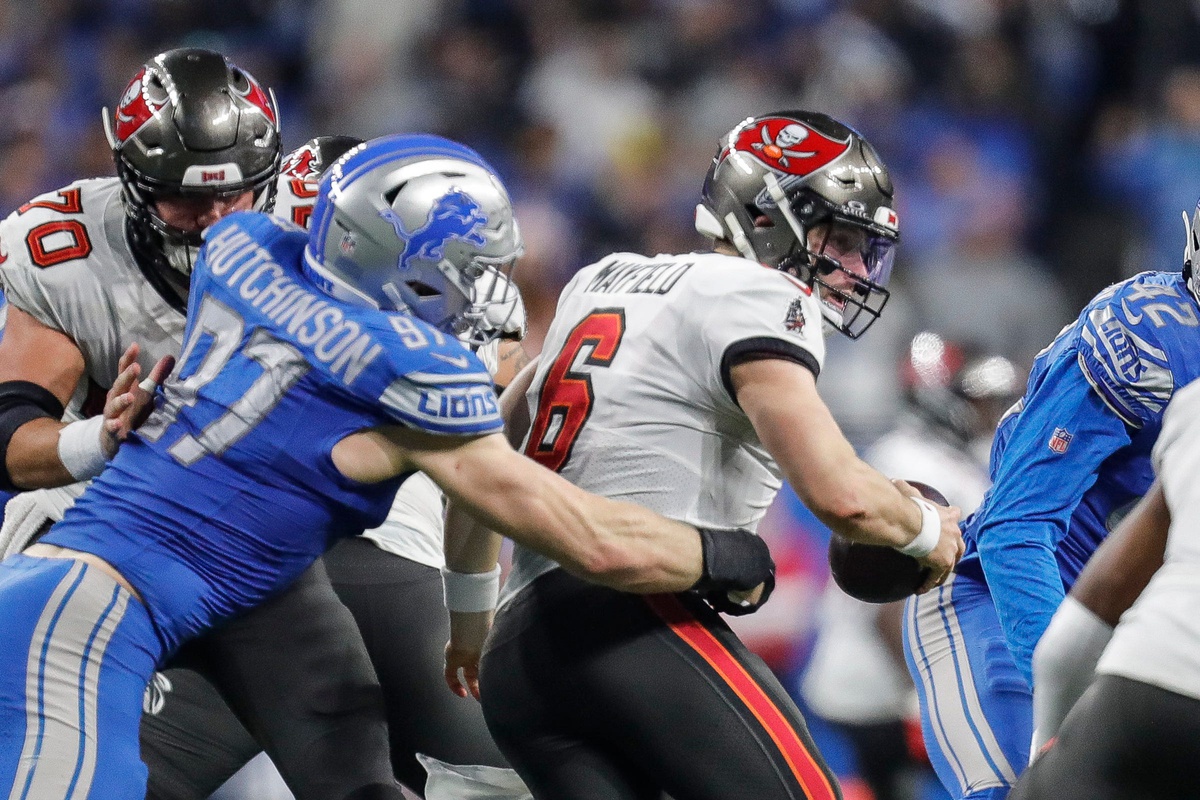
[689,527,775,596]
[101,343,176,457]
[704,570,777,616]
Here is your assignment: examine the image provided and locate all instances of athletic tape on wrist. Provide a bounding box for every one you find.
[57,416,109,482]
[441,564,502,613]
[897,496,940,558]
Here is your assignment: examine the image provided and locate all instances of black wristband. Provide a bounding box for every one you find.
[690,528,775,593]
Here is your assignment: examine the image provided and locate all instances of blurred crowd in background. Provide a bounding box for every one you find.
[5,1,1200,797]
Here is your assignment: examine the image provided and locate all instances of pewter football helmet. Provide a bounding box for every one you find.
[105,48,281,294]
[696,110,899,339]
[304,134,523,344]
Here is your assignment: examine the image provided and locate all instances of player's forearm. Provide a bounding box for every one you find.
[443,499,503,575]
[799,456,927,548]
[5,417,77,489]
[491,477,704,593]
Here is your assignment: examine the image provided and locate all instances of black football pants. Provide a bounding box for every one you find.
[140,539,506,799]
[479,569,843,800]
[140,556,403,800]
[1011,674,1200,800]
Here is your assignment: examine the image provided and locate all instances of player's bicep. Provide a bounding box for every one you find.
[0,304,85,405]
[733,358,863,510]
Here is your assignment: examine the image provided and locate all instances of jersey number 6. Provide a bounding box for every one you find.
[526,309,625,472]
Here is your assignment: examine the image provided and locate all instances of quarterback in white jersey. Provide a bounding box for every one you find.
[445,110,963,800]
[502,249,825,602]
[1012,374,1200,799]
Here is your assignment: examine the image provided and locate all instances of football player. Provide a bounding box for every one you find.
[904,200,1200,799]
[0,134,773,800]
[442,111,964,800]
[142,136,526,797]
[0,50,406,799]
[1010,376,1200,799]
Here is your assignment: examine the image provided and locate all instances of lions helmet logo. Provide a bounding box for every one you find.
[724,117,851,177]
[380,190,488,274]
[113,68,168,143]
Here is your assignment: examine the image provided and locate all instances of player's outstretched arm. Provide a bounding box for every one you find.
[731,357,963,585]
[334,422,772,597]
[414,430,709,593]
[1030,482,1169,754]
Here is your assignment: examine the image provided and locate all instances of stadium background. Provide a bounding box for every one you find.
[3,0,1199,796]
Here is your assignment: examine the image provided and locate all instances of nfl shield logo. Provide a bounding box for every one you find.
[1048,427,1073,454]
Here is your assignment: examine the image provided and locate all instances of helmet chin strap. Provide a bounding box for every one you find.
[722,213,757,261]
[763,172,809,256]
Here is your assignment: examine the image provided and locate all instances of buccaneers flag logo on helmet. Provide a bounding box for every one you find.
[282,145,319,179]
[723,117,851,178]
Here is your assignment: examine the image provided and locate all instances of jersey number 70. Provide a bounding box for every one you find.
[525,309,625,472]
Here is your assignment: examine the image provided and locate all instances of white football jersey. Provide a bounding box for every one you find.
[0,178,186,520]
[501,251,826,604]
[1097,376,1200,700]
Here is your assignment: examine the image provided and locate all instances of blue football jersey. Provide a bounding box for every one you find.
[44,211,502,655]
[959,270,1200,679]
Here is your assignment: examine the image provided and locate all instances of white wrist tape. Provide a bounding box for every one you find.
[57,416,109,482]
[897,496,941,558]
[441,564,502,613]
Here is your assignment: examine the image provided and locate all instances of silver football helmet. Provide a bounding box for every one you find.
[695,110,899,339]
[304,134,523,344]
[1183,200,1200,305]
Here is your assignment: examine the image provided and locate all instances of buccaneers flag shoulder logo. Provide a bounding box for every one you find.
[723,117,851,178]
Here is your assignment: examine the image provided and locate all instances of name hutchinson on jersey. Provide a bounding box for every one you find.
[585,257,693,295]
[206,223,382,386]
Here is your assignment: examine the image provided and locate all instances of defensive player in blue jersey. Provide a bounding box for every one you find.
[0,135,774,800]
[904,204,1200,799]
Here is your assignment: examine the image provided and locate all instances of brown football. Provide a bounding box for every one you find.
[827,480,945,603]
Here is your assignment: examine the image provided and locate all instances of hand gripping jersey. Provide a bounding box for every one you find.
[961,270,1200,679]
[1098,376,1200,700]
[501,250,825,604]
[0,178,186,519]
[44,211,502,656]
